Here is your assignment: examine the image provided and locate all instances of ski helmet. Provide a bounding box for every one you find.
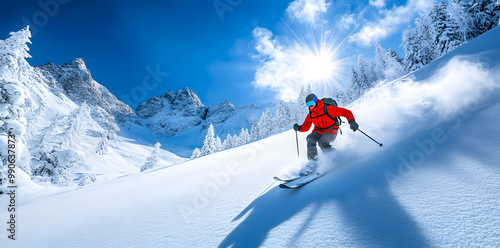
[305,93,317,107]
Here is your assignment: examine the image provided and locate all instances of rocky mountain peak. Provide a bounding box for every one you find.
[39,58,137,130]
[165,87,204,108]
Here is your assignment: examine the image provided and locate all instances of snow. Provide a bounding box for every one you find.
[1,26,499,247]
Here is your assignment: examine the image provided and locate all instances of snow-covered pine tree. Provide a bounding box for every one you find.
[374,44,387,81]
[232,134,239,147]
[468,0,500,39]
[237,128,250,145]
[0,26,32,78]
[250,120,261,141]
[275,100,293,130]
[0,26,34,185]
[62,102,91,149]
[429,1,462,55]
[257,109,274,138]
[191,148,201,159]
[222,133,234,150]
[215,136,222,152]
[30,111,88,185]
[200,124,219,156]
[347,65,360,101]
[403,13,438,72]
[140,142,162,172]
[357,56,371,88]
[347,56,374,101]
[384,48,405,81]
[96,132,109,155]
[448,0,474,42]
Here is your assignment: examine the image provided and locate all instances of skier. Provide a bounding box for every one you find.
[293,93,359,175]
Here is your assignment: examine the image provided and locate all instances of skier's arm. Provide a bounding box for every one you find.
[330,106,359,131]
[330,106,355,122]
[299,115,313,132]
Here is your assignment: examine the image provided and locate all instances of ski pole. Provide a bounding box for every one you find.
[358,129,383,147]
[295,130,300,157]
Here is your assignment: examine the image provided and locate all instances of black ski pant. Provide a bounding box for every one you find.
[307,131,337,161]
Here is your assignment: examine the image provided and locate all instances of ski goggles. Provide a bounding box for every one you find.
[306,97,317,107]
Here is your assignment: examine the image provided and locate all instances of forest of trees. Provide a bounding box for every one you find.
[348,0,500,100]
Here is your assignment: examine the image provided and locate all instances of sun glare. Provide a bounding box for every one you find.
[302,48,338,82]
[297,31,343,86]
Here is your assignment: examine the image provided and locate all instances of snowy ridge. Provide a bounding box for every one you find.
[40,58,140,131]
[137,87,268,139]
[3,26,499,247]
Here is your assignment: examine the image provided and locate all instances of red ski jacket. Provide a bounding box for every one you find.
[298,99,355,135]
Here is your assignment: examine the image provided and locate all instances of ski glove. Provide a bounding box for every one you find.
[293,123,301,131]
[349,119,359,132]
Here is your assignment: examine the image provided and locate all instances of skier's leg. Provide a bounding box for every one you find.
[306,132,321,161]
[318,132,337,155]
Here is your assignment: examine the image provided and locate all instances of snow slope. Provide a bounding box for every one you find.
[2,28,500,247]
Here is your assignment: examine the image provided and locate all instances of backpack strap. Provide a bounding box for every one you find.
[309,106,341,129]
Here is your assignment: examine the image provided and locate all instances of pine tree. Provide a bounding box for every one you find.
[347,65,360,101]
[237,128,250,145]
[215,136,222,152]
[357,56,370,87]
[448,0,474,42]
[0,27,34,178]
[62,102,91,149]
[374,44,387,81]
[96,132,109,155]
[0,26,32,58]
[275,100,293,130]
[384,48,405,81]
[140,142,162,172]
[257,109,274,138]
[222,133,234,150]
[468,0,500,39]
[191,148,202,159]
[250,120,261,141]
[200,124,219,156]
[0,26,33,79]
[429,1,462,55]
[347,56,374,101]
[403,14,438,72]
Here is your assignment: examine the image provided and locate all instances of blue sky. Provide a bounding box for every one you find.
[1,0,436,108]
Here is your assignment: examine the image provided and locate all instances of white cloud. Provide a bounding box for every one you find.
[349,0,434,46]
[369,0,386,8]
[251,27,343,101]
[286,0,330,25]
[338,14,357,30]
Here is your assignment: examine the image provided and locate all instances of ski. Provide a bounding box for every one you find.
[273,175,302,182]
[278,172,323,189]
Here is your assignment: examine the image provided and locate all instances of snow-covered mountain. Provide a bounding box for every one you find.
[137,87,268,139]
[0,27,185,193]
[40,58,140,132]
[3,26,499,247]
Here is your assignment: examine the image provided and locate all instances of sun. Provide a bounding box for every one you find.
[302,47,339,82]
[297,31,343,85]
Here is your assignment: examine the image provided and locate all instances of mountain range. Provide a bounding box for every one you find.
[40,57,268,147]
